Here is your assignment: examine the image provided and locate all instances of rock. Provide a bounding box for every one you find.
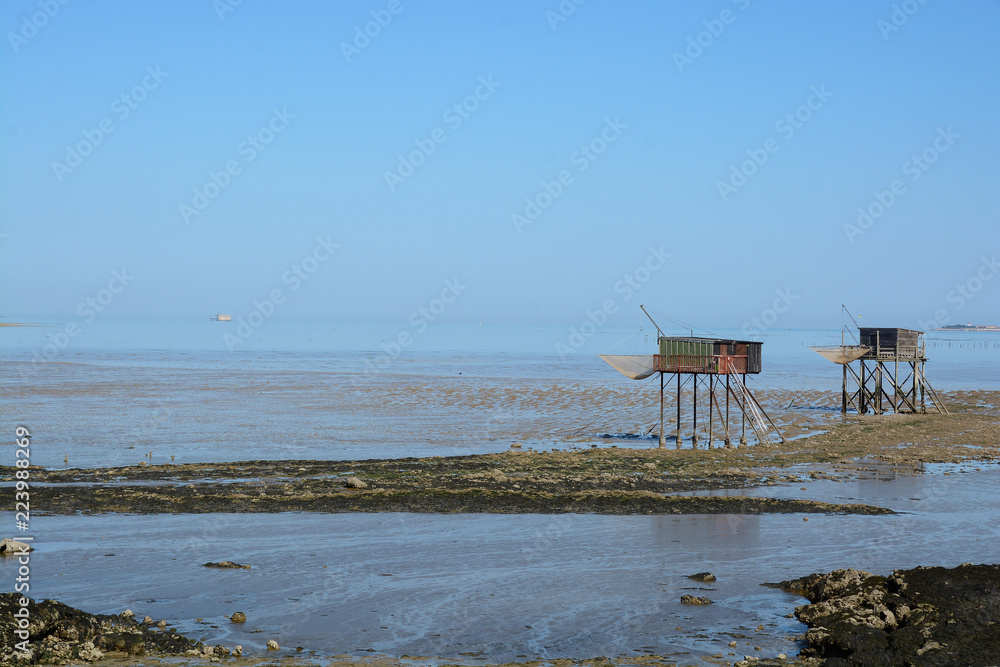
[343,476,368,489]
[0,537,34,555]
[916,640,942,655]
[772,563,1000,665]
[143,615,153,624]
[157,620,167,628]
[266,639,280,650]
[680,595,714,605]
[204,561,250,569]
[0,593,199,663]
[233,645,243,657]
[77,641,103,662]
[230,611,247,623]
[687,572,716,582]
[213,644,230,657]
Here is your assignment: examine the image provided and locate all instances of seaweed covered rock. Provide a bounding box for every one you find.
[772,563,1000,666]
[0,593,201,665]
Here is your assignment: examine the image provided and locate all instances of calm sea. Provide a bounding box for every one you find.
[2,320,998,468]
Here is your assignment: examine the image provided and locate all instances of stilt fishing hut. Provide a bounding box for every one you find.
[812,325,947,415]
[599,307,784,449]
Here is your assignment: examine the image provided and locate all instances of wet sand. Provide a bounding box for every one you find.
[4,391,1000,665]
[11,392,999,518]
[14,350,995,470]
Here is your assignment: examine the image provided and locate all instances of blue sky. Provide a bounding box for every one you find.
[2,0,998,333]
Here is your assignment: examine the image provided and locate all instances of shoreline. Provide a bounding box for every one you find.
[9,396,999,517]
[4,399,999,666]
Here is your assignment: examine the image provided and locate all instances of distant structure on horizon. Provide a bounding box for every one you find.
[211,313,231,322]
[937,323,1000,331]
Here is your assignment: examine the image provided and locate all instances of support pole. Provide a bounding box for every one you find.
[860,360,867,414]
[894,351,900,414]
[676,373,682,448]
[920,360,926,413]
[740,373,747,447]
[725,375,732,448]
[659,372,665,448]
[841,362,847,414]
[692,374,699,448]
[708,375,714,449]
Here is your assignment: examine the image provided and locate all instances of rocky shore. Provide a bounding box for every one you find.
[0,593,213,665]
[8,450,899,516]
[768,563,1000,666]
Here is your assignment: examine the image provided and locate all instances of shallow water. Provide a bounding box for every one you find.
[4,322,998,468]
[4,321,999,664]
[4,466,999,665]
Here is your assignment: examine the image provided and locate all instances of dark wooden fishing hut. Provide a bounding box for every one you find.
[812,320,947,415]
[847,327,947,415]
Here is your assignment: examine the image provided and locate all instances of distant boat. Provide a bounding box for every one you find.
[211,313,232,322]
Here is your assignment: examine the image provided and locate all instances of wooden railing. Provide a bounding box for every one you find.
[654,354,748,374]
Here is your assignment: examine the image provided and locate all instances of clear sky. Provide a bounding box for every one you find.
[2,0,998,333]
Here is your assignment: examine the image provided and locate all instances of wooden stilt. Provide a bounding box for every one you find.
[692,374,699,448]
[841,362,847,414]
[740,373,747,447]
[659,371,665,448]
[707,375,714,449]
[676,373,682,448]
[724,375,732,448]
